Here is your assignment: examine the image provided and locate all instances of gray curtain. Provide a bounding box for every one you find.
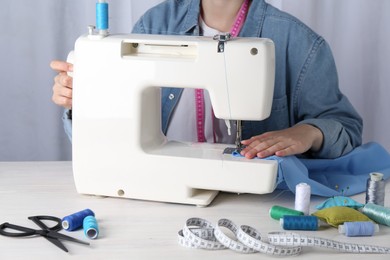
[1,0,389,161]
[0,0,158,161]
[269,0,390,152]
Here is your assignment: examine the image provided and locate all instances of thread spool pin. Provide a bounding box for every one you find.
[88,25,96,35]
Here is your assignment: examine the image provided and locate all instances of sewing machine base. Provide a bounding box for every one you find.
[72,121,278,207]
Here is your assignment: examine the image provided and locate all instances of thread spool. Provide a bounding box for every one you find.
[365,172,386,206]
[295,183,311,215]
[269,205,304,220]
[96,1,109,35]
[338,221,379,237]
[280,215,319,231]
[361,203,390,227]
[62,209,95,231]
[83,215,99,239]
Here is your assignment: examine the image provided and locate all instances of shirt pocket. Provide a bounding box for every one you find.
[262,95,290,131]
[243,95,290,138]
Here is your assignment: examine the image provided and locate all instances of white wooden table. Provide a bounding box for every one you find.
[0,161,389,259]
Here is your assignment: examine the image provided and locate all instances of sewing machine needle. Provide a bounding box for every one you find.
[235,120,242,150]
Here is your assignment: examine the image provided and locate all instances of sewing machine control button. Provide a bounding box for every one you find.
[250,48,258,55]
[168,94,175,100]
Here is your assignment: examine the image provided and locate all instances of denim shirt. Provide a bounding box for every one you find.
[64,0,362,159]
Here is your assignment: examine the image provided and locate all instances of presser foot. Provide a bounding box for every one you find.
[223,146,246,155]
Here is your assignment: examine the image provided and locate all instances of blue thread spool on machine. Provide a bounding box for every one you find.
[96,0,109,36]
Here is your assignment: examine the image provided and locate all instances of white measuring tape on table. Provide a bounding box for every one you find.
[177,218,390,255]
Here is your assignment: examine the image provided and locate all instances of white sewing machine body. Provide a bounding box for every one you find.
[71,33,278,206]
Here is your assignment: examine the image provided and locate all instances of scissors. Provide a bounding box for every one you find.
[0,215,89,252]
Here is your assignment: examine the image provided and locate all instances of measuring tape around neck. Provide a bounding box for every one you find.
[178,218,390,255]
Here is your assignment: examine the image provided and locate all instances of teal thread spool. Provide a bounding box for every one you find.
[269,205,304,220]
[361,203,390,227]
[83,215,99,239]
[280,215,319,231]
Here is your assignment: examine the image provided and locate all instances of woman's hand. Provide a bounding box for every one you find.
[240,124,324,159]
[50,60,73,109]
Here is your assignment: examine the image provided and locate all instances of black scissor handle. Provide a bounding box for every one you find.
[28,216,62,232]
[0,222,37,237]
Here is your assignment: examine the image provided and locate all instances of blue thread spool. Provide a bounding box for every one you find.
[96,2,109,31]
[338,221,379,237]
[62,209,95,231]
[280,215,319,231]
[83,215,99,239]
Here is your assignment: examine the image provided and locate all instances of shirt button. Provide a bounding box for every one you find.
[169,93,175,100]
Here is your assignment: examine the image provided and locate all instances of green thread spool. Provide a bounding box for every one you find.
[269,205,304,220]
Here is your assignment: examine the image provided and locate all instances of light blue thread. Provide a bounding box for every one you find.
[83,215,99,239]
[344,222,376,237]
[96,3,109,30]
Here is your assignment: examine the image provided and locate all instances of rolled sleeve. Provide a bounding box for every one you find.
[298,118,354,158]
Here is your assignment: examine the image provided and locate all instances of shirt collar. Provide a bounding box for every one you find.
[180,0,202,35]
[240,0,267,37]
[180,0,268,37]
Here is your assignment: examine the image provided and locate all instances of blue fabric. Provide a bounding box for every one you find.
[272,142,390,197]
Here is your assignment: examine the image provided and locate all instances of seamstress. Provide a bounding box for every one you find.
[50,0,363,159]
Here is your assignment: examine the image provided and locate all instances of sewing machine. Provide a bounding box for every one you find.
[70,32,277,206]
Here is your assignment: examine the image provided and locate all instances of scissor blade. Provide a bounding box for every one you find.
[49,231,90,246]
[44,236,69,252]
